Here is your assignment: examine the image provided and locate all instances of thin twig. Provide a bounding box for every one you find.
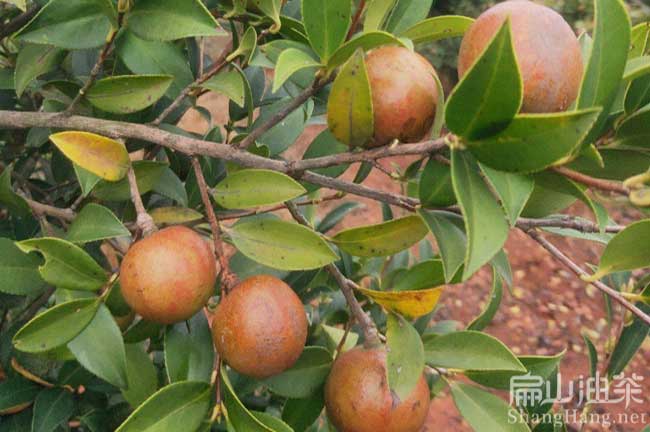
[525,229,650,327]
[217,192,344,220]
[285,201,380,346]
[346,0,367,40]
[191,157,236,292]
[24,198,75,222]
[553,166,629,196]
[517,216,624,234]
[127,166,156,236]
[0,4,41,40]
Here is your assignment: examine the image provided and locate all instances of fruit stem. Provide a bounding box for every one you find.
[285,201,381,347]
[127,166,157,237]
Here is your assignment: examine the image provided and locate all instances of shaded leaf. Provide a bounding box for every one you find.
[273,48,320,92]
[122,343,158,407]
[222,370,274,432]
[202,69,246,107]
[32,388,74,432]
[263,346,332,398]
[418,210,466,282]
[326,31,408,70]
[401,15,474,45]
[282,395,324,432]
[14,44,65,97]
[613,104,650,149]
[0,238,46,296]
[0,164,31,216]
[321,324,358,354]
[386,313,424,400]
[164,312,215,383]
[467,268,503,331]
[93,160,167,201]
[86,75,173,114]
[364,0,396,32]
[150,207,203,226]
[0,377,40,415]
[480,165,534,225]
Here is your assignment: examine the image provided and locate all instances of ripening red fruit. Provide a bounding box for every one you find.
[325,346,430,432]
[458,0,583,113]
[119,226,216,324]
[211,275,308,379]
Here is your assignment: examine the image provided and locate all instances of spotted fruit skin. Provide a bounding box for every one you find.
[365,46,439,148]
[212,275,308,379]
[325,346,430,432]
[458,0,583,113]
[119,226,216,324]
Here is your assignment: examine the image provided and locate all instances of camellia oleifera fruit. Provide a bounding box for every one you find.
[119,226,216,324]
[458,0,583,113]
[330,46,439,148]
[325,346,430,432]
[212,275,308,379]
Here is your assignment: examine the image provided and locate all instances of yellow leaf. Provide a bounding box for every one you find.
[49,131,130,181]
[355,286,445,319]
[150,207,204,225]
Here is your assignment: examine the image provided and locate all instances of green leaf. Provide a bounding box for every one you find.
[273,48,320,92]
[116,381,212,432]
[466,351,565,390]
[301,130,351,194]
[229,218,337,270]
[252,412,294,432]
[424,331,525,372]
[301,0,351,61]
[479,165,534,225]
[624,74,650,114]
[252,98,308,155]
[74,164,101,197]
[582,334,598,377]
[150,207,203,226]
[623,55,650,81]
[14,44,66,97]
[164,311,215,383]
[467,268,503,331]
[249,0,283,33]
[214,169,306,209]
[122,343,158,408]
[385,0,433,35]
[321,324,359,354]
[153,167,188,206]
[386,313,425,400]
[66,203,129,243]
[16,0,117,49]
[613,104,650,148]
[282,395,324,432]
[0,164,30,216]
[450,382,531,432]
[68,304,128,388]
[0,238,46,296]
[227,27,258,65]
[86,75,173,114]
[93,160,167,201]
[630,22,650,59]
[116,30,194,99]
[451,150,509,280]
[418,210,466,282]
[2,0,26,11]
[419,158,456,208]
[400,15,474,45]
[17,238,107,291]
[13,298,100,353]
[326,31,408,70]
[446,20,522,140]
[202,69,246,107]
[32,388,74,432]
[576,0,631,141]
[607,293,650,377]
[588,220,650,280]
[467,109,601,174]
[326,49,374,147]
[364,0,396,32]
[263,346,332,398]
[392,259,446,291]
[0,377,40,415]
[125,0,222,41]
[222,370,274,432]
[332,215,428,257]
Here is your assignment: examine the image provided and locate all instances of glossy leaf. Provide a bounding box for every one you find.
[214,169,306,209]
[68,304,128,388]
[164,312,215,383]
[116,381,212,432]
[623,55,650,81]
[446,20,522,140]
[263,346,332,398]
[66,203,129,243]
[202,69,246,107]
[0,165,30,216]
[419,158,456,208]
[49,131,129,181]
[467,109,601,174]
[273,48,320,92]
[122,343,158,407]
[332,215,427,257]
[14,44,66,97]
[222,370,274,432]
[467,269,504,331]
[587,220,650,280]
[32,388,74,432]
[364,0,396,32]
[385,0,434,34]
[150,207,203,225]
[229,218,337,270]
[424,331,525,371]
[392,259,446,291]
[355,285,444,318]
[15,0,117,49]
[227,27,257,65]
[125,0,222,41]
[13,298,100,353]
[480,165,534,225]
[386,313,425,400]
[326,31,408,70]
[0,238,46,296]
[451,151,509,280]
[418,210,466,282]
[301,0,351,61]
[326,49,374,147]
[401,15,474,44]
[86,75,173,114]
[450,382,530,432]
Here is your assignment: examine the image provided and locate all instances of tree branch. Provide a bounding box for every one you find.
[127,166,156,236]
[525,229,650,327]
[24,197,75,222]
[0,4,41,40]
[552,166,629,196]
[285,201,380,347]
[517,216,624,234]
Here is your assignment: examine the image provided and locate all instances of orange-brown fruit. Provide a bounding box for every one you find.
[458,0,583,113]
[325,346,430,432]
[211,275,308,379]
[119,226,216,324]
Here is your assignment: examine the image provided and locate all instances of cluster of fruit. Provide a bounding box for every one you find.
[118,2,584,430]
